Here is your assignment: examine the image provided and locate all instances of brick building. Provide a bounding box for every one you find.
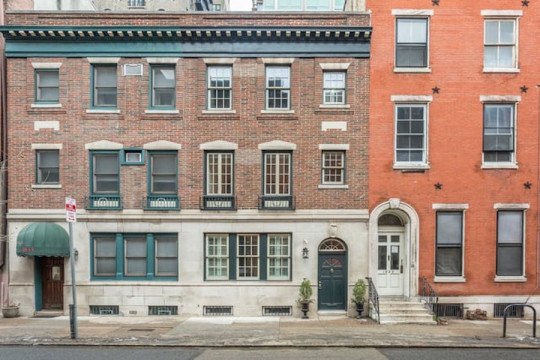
[0,10,371,317]
[367,0,540,317]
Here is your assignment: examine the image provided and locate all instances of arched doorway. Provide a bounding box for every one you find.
[318,238,348,310]
[369,199,420,298]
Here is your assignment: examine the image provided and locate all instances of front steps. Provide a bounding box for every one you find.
[376,298,437,325]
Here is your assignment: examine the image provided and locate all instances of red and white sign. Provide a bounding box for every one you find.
[65,197,77,223]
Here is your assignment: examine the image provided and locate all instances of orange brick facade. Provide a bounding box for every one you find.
[367,0,540,301]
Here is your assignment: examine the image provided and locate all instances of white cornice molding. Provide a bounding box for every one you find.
[318,144,350,151]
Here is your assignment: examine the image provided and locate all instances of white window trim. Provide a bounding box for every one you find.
[482,16,520,72]
[434,209,466,278]
[32,62,62,69]
[481,101,519,168]
[267,234,291,281]
[237,234,260,280]
[31,103,62,108]
[205,234,229,281]
[318,184,349,189]
[144,109,180,114]
[321,150,346,186]
[393,102,430,169]
[393,15,431,71]
[31,184,62,189]
[495,208,527,279]
[391,95,433,103]
[206,152,234,196]
[494,275,527,283]
[202,109,237,114]
[322,70,347,106]
[319,104,351,109]
[319,144,350,151]
[86,109,121,114]
[31,143,63,150]
[493,203,529,210]
[260,109,295,114]
[432,203,469,210]
[207,65,233,111]
[263,152,291,196]
[319,63,350,70]
[434,276,466,283]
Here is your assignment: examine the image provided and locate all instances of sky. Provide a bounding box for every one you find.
[229,0,253,11]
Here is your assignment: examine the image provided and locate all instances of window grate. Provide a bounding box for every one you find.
[432,303,463,318]
[89,305,119,315]
[203,306,233,316]
[148,306,178,316]
[494,303,524,318]
[262,306,292,316]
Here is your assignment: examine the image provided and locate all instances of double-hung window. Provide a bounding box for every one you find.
[483,104,515,164]
[149,152,177,194]
[35,70,59,103]
[92,152,120,194]
[36,150,59,184]
[323,71,346,105]
[205,233,292,281]
[151,66,175,108]
[92,233,178,280]
[92,65,117,108]
[203,151,235,210]
[435,212,464,277]
[207,66,232,110]
[396,18,428,68]
[321,151,345,185]
[497,211,524,277]
[266,67,290,110]
[395,104,427,166]
[484,19,517,69]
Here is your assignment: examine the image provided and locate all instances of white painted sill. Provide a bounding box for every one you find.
[32,184,62,189]
[31,103,62,108]
[394,67,431,73]
[494,276,527,283]
[318,184,349,189]
[86,109,121,114]
[483,68,520,73]
[481,163,518,170]
[260,110,295,114]
[393,163,430,170]
[434,276,466,283]
[145,109,180,114]
[201,109,236,114]
[319,104,350,109]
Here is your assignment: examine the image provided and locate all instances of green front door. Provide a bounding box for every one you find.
[318,253,347,310]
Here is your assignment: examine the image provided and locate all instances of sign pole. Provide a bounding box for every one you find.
[66,197,78,339]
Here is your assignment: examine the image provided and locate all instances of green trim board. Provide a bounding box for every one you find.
[16,222,70,257]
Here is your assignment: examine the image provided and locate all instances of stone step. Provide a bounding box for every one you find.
[380,318,437,325]
[378,308,431,315]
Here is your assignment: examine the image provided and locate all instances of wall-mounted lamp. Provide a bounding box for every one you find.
[73,249,79,261]
[302,247,309,259]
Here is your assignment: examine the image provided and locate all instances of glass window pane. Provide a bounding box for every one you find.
[126,259,146,275]
[94,154,118,173]
[153,67,175,87]
[397,19,427,43]
[498,211,523,243]
[485,21,499,44]
[436,247,462,276]
[499,21,515,43]
[95,67,117,87]
[157,258,177,275]
[378,245,387,270]
[156,238,177,257]
[96,239,116,256]
[497,246,523,276]
[152,154,176,173]
[96,259,116,275]
[126,239,147,257]
[437,213,463,245]
[39,88,59,101]
[38,71,59,87]
[39,151,59,167]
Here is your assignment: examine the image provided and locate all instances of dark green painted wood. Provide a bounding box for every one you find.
[260,234,267,281]
[318,253,347,310]
[228,234,236,280]
[34,257,43,311]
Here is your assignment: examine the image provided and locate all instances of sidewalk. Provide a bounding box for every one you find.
[0,315,538,348]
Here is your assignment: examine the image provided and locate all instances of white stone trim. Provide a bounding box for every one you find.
[394,67,432,73]
[432,203,469,210]
[31,103,62,108]
[200,140,238,150]
[318,184,349,189]
[145,57,179,64]
[393,163,430,170]
[493,203,529,210]
[480,95,521,103]
[143,140,182,150]
[483,68,520,73]
[321,121,347,131]
[85,140,123,150]
[318,144,350,151]
[481,10,523,17]
[32,62,62,69]
[86,109,121,114]
[481,162,518,170]
[261,58,295,64]
[144,109,180,114]
[319,63,350,70]
[203,58,236,64]
[34,121,59,131]
[392,9,434,16]
[201,110,237,114]
[31,184,62,189]
[319,104,350,109]
[31,143,63,150]
[391,95,433,103]
[87,57,120,64]
[258,140,296,151]
[494,276,527,283]
[434,276,466,283]
[260,110,295,114]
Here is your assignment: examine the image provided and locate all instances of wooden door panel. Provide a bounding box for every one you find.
[41,257,64,310]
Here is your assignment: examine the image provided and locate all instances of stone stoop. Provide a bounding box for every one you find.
[377,299,437,325]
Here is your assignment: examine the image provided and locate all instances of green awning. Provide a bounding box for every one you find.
[16,223,70,257]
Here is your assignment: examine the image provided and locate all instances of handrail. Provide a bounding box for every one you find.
[365,277,380,324]
[502,304,536,338]
[419,276,439,319]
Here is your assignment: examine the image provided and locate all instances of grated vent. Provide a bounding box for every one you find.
[203,306,233,316]
[262,306,292,316]
[148,306,178,316]
[89,305,119,315]
[494,303,525,318]
[432,303,463,318]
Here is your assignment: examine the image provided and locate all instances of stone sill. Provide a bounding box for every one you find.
[494,276,527,283]
[394,67,431,73]
[318,184,349,189]
[483,68,520,73]
[32,184,62,189]
[481,163,518,170]
[434,276,466,283]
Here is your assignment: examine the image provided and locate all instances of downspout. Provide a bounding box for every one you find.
[537,84,540,292]
[0,0,8,309]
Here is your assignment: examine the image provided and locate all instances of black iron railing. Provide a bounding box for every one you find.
[258,195,295,210]
[419,276,439,319]
[365,277,380,324]
[200,195,236,210]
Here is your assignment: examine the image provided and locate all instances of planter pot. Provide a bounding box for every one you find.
[300,301,310,319]
[2,306,20,318]
[355,302,364,318]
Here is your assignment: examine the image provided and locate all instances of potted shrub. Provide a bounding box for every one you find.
[351,279,367,318]
[2,302,20,318]
[297,278,314,319]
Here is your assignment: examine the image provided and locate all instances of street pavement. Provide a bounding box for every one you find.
[0,314,538,348]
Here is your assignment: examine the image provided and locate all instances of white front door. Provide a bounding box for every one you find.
[376,233,404,296]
